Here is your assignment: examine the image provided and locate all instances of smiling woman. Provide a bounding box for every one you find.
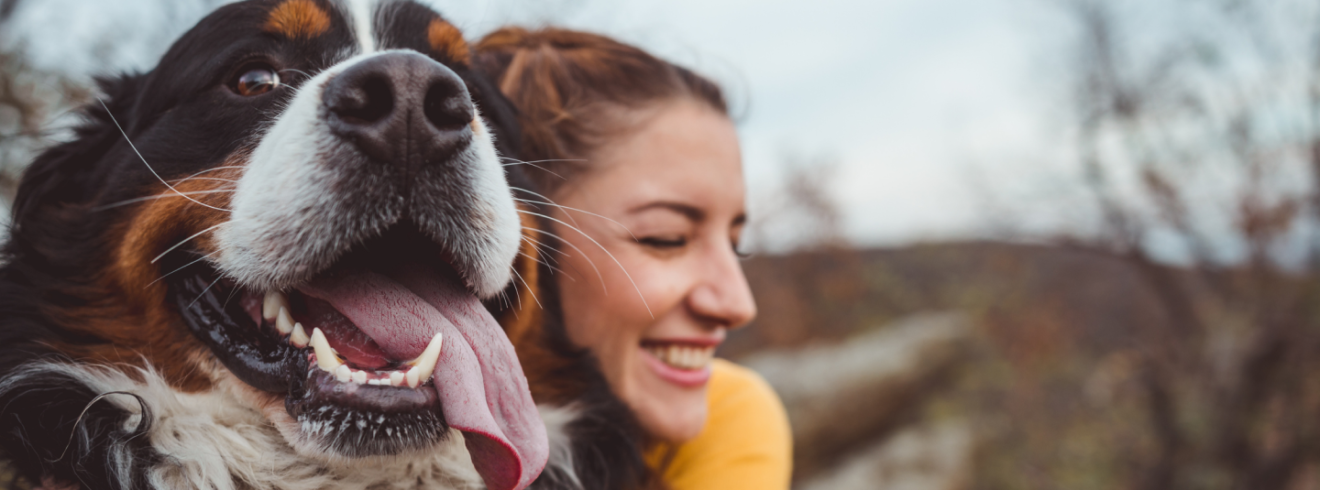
[476,27,792,490]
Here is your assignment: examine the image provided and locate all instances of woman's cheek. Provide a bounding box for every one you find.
[624,258,689,323]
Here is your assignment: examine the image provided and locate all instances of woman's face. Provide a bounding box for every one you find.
[547,99,757,443]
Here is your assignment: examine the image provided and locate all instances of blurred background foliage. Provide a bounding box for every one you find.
[6,0,1320,489]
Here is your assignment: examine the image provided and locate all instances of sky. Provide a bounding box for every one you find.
[2,0,1068,251]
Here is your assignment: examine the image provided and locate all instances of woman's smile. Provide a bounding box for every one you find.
[639,336,723,387]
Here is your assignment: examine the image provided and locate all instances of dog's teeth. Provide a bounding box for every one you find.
[406,333,443,385]
[275,307,295,335]
[290,323,310,348]
[390,371,405,387]
[351,370,367,384]
[263,290,288,321]
[335,364,352,383]
[310,328,341,373]
[406,367,421,389]
[368,378,386,386]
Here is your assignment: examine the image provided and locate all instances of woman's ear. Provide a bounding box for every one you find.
[11,73,144,229]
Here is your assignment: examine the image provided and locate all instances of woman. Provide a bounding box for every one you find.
[475,28,792,490]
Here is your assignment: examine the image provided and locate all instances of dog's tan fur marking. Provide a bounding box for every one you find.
[265,0,331,40]
[48,164,242,392]
[428,18,471,65]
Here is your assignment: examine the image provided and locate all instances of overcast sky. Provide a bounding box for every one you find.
[3,0,1070,251]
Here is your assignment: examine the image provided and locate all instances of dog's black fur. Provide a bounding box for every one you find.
[0,1,654,489]
[0,1,520,487]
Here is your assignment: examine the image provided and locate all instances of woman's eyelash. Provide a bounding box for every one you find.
[638,237,687,248]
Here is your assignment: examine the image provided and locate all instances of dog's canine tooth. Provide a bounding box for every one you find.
[311,328,341,373]
[334,364,352,383]
[290,323,310,348]
[263,290,288,321]
[406,366,421,388]
[275,306,295,335]
[389,371,405,387]
[406,333,444,366]
[405,333,443,386]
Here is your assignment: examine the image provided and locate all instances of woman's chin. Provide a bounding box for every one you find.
[628,348,712,442]
[633,392,709,443]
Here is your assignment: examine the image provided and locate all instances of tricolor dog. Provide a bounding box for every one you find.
[0,1,555,488]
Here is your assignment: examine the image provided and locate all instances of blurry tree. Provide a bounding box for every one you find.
[729,153,875,352]
[0,49,89,204]
[748,152,848,252]
[1043,0,1320,488]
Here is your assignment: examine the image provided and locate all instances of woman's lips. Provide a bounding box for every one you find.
[640,342,716,388]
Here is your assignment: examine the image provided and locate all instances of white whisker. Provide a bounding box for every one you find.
[507,266,524,311]
[519,251,569,278]
[499,159,567,181]
[189,275,225,309]
[152,222,227,264]
[148,250,219,287]
[97,98,230,213]
[510,265,543,311]
[518,210,654,318]
[170,166,247,185]
[511,194,637,241]
[500,157,588,165]
[525,225,604,292]
[523,233,569,258]
[94,189,237,211]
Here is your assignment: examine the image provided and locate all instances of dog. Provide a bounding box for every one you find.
[0,1,560,488]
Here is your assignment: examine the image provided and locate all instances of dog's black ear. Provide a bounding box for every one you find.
[10,73,143,230]
[465,71,522,160]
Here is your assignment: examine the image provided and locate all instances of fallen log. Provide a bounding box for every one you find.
[742,312,973,481]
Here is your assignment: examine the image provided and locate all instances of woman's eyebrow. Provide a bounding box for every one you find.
[629,201,705,221]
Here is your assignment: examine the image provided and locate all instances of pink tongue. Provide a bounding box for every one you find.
[301,268,548,490]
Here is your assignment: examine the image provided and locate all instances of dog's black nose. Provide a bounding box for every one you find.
[323,51,474,167]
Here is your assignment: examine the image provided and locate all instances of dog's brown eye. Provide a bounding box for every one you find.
[234,67,280,96]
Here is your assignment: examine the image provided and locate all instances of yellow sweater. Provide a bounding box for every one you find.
[645,359,793,490]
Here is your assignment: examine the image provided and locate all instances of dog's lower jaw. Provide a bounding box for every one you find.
[23,362,487,490]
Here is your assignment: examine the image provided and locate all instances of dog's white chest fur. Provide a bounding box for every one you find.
[35,363,486,490]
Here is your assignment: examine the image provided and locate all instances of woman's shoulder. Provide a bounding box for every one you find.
[655,359,793,490]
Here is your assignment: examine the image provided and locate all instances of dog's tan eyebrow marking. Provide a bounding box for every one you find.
[265,0,332,40]
[427,18,471,65]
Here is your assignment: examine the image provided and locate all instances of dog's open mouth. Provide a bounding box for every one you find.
[167,223,535,487]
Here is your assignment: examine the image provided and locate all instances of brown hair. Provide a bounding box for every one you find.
[474,27,728,193]
[476,28,725,490]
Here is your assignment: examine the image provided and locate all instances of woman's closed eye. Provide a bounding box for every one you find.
[638,235,688,249]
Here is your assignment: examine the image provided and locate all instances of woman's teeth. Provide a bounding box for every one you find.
[264,290,443,389]
[645,344,716,371]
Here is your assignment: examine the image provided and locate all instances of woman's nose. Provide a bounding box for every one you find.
[687,244,758,329]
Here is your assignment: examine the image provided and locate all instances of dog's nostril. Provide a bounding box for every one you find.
[330,76,393,124]
[424,81,474,131]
